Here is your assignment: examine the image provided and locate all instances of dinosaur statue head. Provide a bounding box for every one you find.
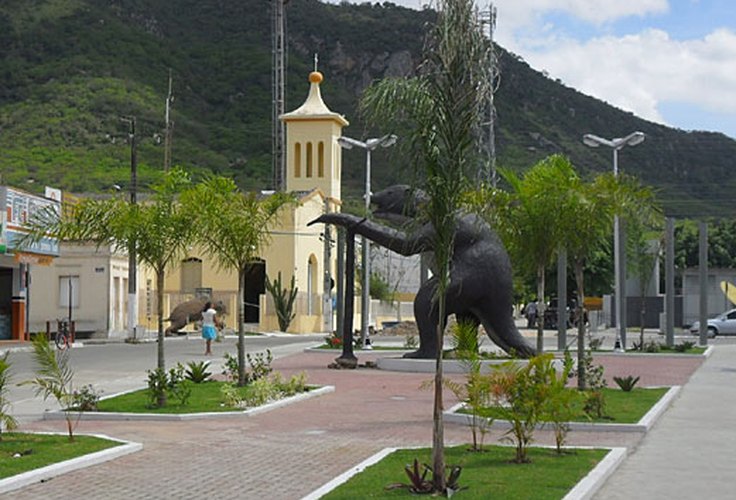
[372,184,428,224]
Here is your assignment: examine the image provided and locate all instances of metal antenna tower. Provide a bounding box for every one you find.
[272,0,287,191]
[480,3,499,187]
[164,68,174,172]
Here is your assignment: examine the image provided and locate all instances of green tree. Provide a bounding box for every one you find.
[361,0,489,491]
[25,169,195,406]
[627,216,664,349]
[500,155,577,352]
[560,171,657,388]
[183,177,292,386]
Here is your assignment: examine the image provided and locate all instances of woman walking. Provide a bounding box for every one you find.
[201,301,220,355]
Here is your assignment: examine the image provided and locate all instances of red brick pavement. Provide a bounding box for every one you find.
[5,351,703,500]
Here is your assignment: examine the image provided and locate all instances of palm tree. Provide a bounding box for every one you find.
[361,0,490,491]
[183,177,293,386]
[500,155,577,352]
[559,171,658,388]
[25,169,194,406]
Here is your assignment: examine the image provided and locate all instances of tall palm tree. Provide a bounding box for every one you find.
[183,177,293,386]
[361,0,490,491]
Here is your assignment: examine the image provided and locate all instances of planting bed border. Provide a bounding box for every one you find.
[42,385,334,422]
[0,433,142,495]
[301,445,627,500]
[444,386,681,433]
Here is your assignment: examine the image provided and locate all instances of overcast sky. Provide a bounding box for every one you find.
[327,0,736,139]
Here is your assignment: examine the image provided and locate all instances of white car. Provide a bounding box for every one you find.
[689,309,736,336]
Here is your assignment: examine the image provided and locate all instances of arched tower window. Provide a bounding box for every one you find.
[306,142,313,178]
[294,142,302,178]
[318,141,325,178]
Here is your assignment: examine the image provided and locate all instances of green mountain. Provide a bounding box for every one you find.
[0,0,734,217]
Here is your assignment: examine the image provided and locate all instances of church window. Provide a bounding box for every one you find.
[294,143,301,178]
[306,142,313,177]
[318,142,325,177]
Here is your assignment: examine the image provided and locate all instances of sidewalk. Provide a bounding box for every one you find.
[595,344,736,500]
[0,342,713,499]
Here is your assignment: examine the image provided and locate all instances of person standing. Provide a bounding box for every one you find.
[525,300,538,329]
[201,301,219,356]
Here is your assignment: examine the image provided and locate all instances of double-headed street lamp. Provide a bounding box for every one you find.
[583,131,645,351]
[120,116,139,339]
[337,134,398,348]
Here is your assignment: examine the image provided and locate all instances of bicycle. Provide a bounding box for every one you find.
[55,319,71,350]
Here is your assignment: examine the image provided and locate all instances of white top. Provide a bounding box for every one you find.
[202,308,217,327]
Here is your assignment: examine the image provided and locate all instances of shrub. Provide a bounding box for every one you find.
[71,384,102,411]
[246,349,273,382]
[449,319,481,357]
[579,352,608,419]
[222,352,239,382]
[613,375,640,392]
[674,341,696,352]
[0,353,18,439]
[488,354,560,463]
[404,335,418,349]
[185,361,212,383]
[543,351,578,454]
[23,333,79,441]
[220,383,242,408]
[146,363,192,408]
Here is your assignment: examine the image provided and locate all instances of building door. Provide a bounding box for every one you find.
[0,268,12,340]
[244,260,265,323]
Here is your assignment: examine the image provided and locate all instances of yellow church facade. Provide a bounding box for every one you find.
[157,71,345,334]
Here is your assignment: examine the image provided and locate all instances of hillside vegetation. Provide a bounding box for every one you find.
[0,0,734,217]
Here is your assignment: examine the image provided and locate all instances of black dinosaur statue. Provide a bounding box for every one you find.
[310,184,536,359]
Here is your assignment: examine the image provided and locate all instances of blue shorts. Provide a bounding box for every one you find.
[202,325,217,340]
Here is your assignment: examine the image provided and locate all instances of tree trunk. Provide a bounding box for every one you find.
[431,305,446,493]
[536,265,546,353]
[238,267,246,386]
[639,295,646,350]
[156,268,167,407]
[574,261,586,390]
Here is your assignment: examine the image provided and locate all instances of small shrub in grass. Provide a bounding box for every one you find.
[185,361,212,383]
[543,351,578,454]
[0,353,18,439]
[674,341,696,352]
[146,363,192,408]
[385,458,465,496]
[246,349,273,381]
[487,354,562,463]
[222,352,239,382]
[404,335,418,349]
[220,383,242,408]
[613,375,640,392]
[71,384,102,411]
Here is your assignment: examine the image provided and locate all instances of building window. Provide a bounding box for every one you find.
[59,275,80,309]
[318,141,325,177]
[306,142,313,178]
[180,257,203,294]
[294,142,301,178]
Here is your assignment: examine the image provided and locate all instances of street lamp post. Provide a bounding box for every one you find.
[337,134,397,349]
[121,116,139,339]
[583,131,645,351]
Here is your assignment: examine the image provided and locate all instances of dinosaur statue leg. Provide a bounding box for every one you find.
[403,277,441,359]
[474,308,536,358]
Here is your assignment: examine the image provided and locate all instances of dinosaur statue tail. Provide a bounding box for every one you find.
[478,311,537,359]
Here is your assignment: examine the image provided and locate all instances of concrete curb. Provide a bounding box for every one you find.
[0,433,142,495]
[303,346,413,354]
[444,386,680,433]
[42,385,335,422]
[562,447,627,500]
[301,445,626,500]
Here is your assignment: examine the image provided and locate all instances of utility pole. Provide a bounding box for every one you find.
[121,116,138,339]
[164,69,174,172]
[480,3,499,186]
[272,0,287,191]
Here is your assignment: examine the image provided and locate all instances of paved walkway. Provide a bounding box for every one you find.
[2,341,715,499]
[595,344,736,500]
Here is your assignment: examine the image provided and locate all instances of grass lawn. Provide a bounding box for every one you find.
[96,380,309,414]
[467,387,669,424]
[321,445,607,499]
[0,433,120,479]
